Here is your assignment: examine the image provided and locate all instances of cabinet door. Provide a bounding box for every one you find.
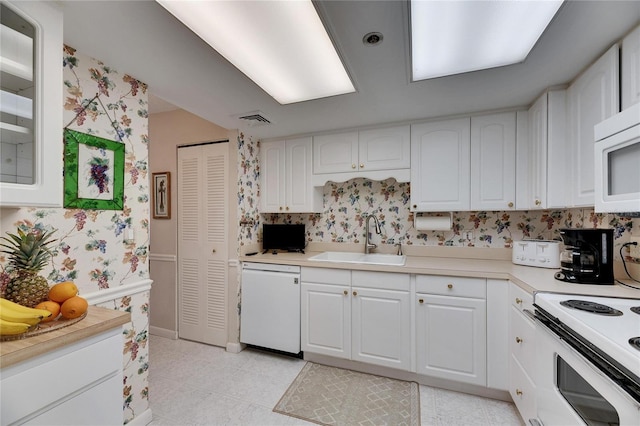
[313,132,358,174]
[567,44,619,207]
[416,293,486,386]
[526,93,548,209]
[622,25,640,110]
[351,286,411,370]
[285,137,321,212]
[358,125,410,171]
[470,112,516,210]
[0,1,62,207]
[410,118,471,211]
[301,282,351,359]
[260,140,286,212]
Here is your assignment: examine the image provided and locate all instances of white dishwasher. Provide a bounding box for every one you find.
[240,262,301,354]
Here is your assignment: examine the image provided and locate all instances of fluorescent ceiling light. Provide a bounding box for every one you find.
[411,0,563,80]
[157,0,355,104]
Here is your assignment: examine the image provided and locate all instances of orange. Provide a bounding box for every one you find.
[60,296,88,319]
[48,281,78,303]
[35,300,61,322]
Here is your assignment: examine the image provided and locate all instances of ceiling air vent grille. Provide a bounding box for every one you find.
[236,111,272,126]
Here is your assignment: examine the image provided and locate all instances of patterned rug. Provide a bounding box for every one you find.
[273,362,420,425]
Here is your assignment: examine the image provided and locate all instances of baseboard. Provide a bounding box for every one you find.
[304,352,511,402]
[126,408,153,426]
[226,342,246,353]
[149,326,178,339]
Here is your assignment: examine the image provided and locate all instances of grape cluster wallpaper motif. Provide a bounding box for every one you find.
[0,46,150,424]
[262,178,639,262]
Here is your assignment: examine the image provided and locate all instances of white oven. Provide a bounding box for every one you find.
[594,102,640,213]
[533,293,640,425]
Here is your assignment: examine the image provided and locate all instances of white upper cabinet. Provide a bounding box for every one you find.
[567,44,619,207]
[312,131,358,174]
[621,25,640,110]
[470,112,516,211]
[410,118,471,212]
[358,126,411,171]
[0,1,62,207]
[518,90,567,210]
[261,137,322,213]
[312,125,410,185]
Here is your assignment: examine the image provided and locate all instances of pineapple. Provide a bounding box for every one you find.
[0,229,56,307]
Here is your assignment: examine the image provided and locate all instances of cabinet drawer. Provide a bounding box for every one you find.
[352,270,410,291]
[416,275,486,298]
[1,332,121,425]
[509,282,534,312]
[302,267,351,285]
[509,354,536,423]
[510,306,537,376]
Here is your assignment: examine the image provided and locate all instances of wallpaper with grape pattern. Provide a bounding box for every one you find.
[261,178,639,263]
[0,46,150,424]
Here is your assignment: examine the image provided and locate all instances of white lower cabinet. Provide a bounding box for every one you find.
[351,271,411,370]
[1,330,123,425]
[301,267,411,370]
[508,282,537,423]
[301,280,351,359]
[416,275,487,386]
[302,268,511,394]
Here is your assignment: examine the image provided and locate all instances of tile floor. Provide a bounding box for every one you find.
[148,336,524,426]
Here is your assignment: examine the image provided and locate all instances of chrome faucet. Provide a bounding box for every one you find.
[365,214,381,254]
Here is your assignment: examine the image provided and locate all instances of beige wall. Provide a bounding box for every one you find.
[148,108,232,337]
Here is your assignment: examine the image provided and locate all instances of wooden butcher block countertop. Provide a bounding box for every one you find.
[0,306,130,368]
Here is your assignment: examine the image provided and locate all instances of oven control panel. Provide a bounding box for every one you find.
[512,240,560,269]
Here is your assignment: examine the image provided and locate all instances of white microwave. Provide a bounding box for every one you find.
[594,102,640,213]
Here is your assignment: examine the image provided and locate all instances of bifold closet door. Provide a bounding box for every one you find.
[177,142,228,346]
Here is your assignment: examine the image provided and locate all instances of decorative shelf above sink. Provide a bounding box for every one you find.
[308,251,406,266]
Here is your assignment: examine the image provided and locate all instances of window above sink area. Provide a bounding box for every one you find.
[308,251,406,266]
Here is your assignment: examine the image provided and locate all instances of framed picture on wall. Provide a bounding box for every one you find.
[152,172,171,219]
[63,129,125,210]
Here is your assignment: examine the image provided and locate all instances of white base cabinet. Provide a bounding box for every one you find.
[301,267,411,371]
[1,330,123,426]
[508,282,537,423]
[416,275,486,386]
[301,279,351,359]
[351,271,411,370]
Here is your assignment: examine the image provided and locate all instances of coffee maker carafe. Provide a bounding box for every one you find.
[554,228,614,285]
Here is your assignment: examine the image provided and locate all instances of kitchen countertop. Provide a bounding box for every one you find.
[240,248,640,300]
[0,306,130,369]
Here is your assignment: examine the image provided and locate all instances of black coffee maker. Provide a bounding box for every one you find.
[554,228,614,285]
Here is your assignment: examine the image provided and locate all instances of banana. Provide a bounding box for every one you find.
[0,318,32,336]
[0,298,51,326]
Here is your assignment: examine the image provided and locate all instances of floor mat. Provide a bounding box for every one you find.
[273,362,420,425]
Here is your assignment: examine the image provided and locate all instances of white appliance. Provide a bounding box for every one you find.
[533,292,640,425]
[240,262,301,354]
[512,240,560,268]
[594,102,640,213]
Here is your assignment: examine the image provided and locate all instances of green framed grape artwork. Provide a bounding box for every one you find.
[63,129,125,210]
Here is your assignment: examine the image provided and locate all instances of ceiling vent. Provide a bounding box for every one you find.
[235,111,272,127]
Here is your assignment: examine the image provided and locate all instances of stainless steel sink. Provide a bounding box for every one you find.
[308,251,406,266]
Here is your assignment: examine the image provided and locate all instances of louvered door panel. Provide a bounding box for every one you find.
[178,143,229,346]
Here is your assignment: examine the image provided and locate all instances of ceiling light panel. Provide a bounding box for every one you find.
[411,0,563,80]
[157,0,355,104]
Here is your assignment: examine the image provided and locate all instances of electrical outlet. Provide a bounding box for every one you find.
[464,231,474,240]
[630,236,640,258]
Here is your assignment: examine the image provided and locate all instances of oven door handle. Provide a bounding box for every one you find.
[523,308,536,322]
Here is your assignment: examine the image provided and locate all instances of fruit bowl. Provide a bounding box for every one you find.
[0,311,87,341]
